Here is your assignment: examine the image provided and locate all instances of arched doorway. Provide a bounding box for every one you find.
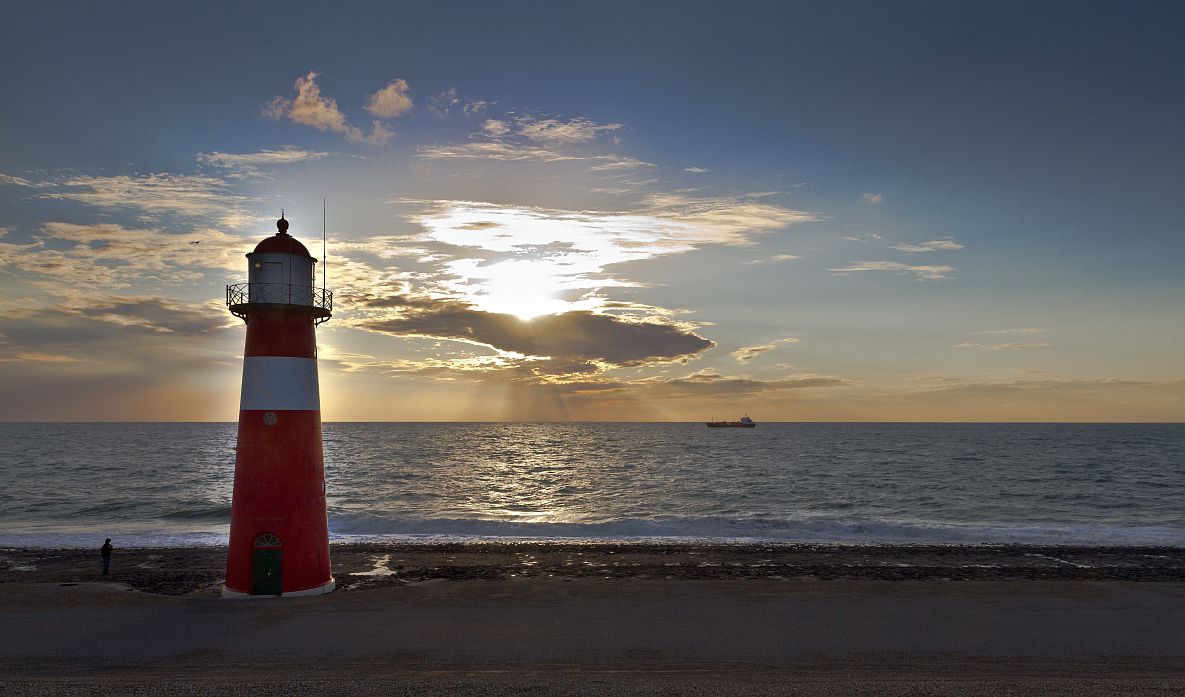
[252,533,282,595]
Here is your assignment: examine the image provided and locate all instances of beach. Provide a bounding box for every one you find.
[3,543,1184,695]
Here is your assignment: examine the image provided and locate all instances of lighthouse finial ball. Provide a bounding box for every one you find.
[277,214,289,235]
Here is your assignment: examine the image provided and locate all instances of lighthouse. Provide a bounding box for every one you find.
[223,214,334,597]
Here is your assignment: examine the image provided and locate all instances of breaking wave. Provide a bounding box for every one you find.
[325,513,1185,546]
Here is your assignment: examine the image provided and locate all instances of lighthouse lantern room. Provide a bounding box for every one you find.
[223,214,334,597]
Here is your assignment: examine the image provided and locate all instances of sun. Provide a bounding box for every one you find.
[456,259,583,320]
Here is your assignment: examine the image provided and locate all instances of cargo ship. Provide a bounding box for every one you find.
[705,415,756,428]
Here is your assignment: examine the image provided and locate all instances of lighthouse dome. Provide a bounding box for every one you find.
[253,216,312,257]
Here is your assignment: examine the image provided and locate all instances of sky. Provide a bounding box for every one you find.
[0,0,1182,421]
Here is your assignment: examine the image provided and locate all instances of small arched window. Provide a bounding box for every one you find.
[254,533,281,548]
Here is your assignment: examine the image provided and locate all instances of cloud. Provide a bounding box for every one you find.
[899,376,1185,420]
[482,119,510,137]
[516,117,621,144]
[265,71,392,145]
[0,297,238,420]
[0,222,247,292]
[863,193,884,204]
[744,253,800,265]
[416,141,651,169]
[0,351,84,363]
[892,238,964,253]
[731,338,799,361]
[973,328,1046,335]
[364,78,414,118]
[360,295,714,377]
[196,147,330,179]
[44,173,250,226]
[587,157,656,171]
[417,114,648,170]
[404,195,816,316]
[684,167,709,173]
[640,193,816,244]
[0,172,52,188]
[955,342,1053,351]
[0,296,232,363]
[830,261,954,281]
[637,369,847,398]
[367,120,395,145]
[427,88,488,118]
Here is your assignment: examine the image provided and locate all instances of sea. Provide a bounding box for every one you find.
[1,422,1182,548]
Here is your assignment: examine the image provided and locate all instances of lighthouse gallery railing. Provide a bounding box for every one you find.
[226,283,333,322]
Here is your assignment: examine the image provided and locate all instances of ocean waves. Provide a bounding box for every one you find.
[327,513,1185,546]
[3,513,1182,548]
[1,422,1182,548]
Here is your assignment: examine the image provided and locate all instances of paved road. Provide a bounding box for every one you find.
[3,579,1184,694]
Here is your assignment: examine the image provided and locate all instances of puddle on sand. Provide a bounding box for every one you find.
[354,554,397,577]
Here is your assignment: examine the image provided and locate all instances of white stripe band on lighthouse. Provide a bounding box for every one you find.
[239,356,321,411]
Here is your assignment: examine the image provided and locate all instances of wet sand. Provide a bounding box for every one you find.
[2,543,1184,695]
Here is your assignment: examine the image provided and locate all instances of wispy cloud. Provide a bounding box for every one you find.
[830,261,954,281]
[427,88,488,118]
[0,172,52,188]
[0,222,246,292]
[516,116,621,144]
[45,173,250,226]
[587,157,656,171]
[196,147,330,179]
[863,192,884,204]
[0,351,85,364]
[402,195,815,317]
[955,342,1053,351]
[417,141,651,169]
[973,328,1046,335]
[744,253,800,265]
[364,78,414,118]
[417,114,649,170]
[635,369,847,398]
[684,167,709,174]
[264,71,393,145]
[482,119,510,136]
[892,238,964,253]
[0,297,238,420]
[731,338,800,361]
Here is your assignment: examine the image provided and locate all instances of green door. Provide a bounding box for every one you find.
[252,548,282,595]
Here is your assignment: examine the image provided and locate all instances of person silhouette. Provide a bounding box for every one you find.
[100,538,113,575]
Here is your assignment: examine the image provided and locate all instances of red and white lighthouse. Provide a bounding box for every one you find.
[223,214,334,597]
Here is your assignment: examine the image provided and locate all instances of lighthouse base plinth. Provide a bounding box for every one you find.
[221,577,336,599]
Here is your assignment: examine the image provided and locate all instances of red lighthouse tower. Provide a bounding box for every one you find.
[223,215,334,597]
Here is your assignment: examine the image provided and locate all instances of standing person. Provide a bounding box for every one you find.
[100,538,113,575]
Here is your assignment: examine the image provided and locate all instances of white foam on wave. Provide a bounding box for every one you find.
[0,527,229,549]
[3,515,1182,548]
[325,513,1185,546]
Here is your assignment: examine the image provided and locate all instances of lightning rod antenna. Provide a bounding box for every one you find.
[322,198,327,292]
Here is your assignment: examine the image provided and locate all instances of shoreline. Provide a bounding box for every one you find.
[3,542,1182,595]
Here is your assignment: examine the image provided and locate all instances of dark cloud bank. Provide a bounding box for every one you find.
[359,295,714,371]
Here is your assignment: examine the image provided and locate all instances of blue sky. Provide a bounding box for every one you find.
[0,1,1182,420]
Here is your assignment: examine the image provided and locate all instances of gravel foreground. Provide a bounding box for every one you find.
[2,542,1183,594]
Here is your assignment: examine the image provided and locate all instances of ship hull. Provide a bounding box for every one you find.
[705,422,756,428]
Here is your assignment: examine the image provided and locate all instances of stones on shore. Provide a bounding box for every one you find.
[1,543,1182,595]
